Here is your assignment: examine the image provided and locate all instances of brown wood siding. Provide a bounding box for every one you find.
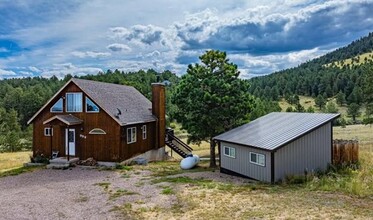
[32,82,121,161]
[120,122,156,160]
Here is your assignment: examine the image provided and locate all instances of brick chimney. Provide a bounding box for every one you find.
[152,83,166,148]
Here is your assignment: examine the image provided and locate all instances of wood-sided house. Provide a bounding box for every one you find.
[27,78,166,162]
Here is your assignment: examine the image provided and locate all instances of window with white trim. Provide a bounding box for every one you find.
[50,98,63,112]
[142,125,147,140]
[249,152,265,166]
[223,146,236,158]
[66,93,83,112]
[86,97,99,112]
[127,127,136,144]
[44,128,53,136]
[89,128,106,134]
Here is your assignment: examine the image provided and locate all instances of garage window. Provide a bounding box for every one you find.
[249,152,265,166]
[223,146,236,158]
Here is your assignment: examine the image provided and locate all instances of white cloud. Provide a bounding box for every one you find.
[29,66,41,72]
[106,43,131,52]
[41,63,103,78]
[0,68,16,75]
[71,51,111,58]
[0,47,9,52]
[230,47,331,78]
[19,71,33,75]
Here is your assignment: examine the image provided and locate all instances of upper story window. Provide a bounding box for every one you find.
[50,98,63,112]
[66,93,83,112]
[86,97,99,113]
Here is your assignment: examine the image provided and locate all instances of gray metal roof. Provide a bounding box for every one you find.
[214,112,340,151]
[72,78,156,125]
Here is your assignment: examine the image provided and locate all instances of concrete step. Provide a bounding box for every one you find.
[49,157,79,165]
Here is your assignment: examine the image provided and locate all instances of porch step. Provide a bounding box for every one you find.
[47,157,79,169]
[49,157,79,164]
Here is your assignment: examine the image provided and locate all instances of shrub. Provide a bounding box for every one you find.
[30,152,49,164]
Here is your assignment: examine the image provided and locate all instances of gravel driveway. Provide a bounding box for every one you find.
[0,167,175,220]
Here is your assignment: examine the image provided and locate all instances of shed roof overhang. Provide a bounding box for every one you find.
[43,115,83,126]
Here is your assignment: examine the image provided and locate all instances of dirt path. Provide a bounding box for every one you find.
[0,167,178,220]
[0,168,120,219]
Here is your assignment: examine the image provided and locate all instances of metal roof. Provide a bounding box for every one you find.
[213,112,340,151]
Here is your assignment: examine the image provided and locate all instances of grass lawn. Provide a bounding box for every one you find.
[325,51,373,68]
[0,151,32,173]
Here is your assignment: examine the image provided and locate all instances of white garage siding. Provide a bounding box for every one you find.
[274,122,332,181]
[220,142,272,182]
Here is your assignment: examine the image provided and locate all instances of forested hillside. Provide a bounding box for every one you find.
[249,32,373,105]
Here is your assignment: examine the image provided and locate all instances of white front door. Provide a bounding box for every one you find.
[65,128,76,156]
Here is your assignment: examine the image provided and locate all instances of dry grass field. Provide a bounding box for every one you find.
[0,151,32,173]
[324,51,373,68]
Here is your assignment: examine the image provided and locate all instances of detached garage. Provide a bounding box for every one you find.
[213,112,340,183]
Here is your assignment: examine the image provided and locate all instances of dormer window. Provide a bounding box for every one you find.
[86,97,99,113]
[66,93,83,112]
[50,98,63,112]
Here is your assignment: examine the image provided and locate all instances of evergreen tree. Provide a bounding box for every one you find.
[306,106,315,113]
[325,101,339,113]
[172,50,254,167]
[336,91,346,106]
[315,94,326,109]
[347,103,361,123]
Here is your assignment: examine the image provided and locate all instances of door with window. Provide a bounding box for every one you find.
[65,128,76,156]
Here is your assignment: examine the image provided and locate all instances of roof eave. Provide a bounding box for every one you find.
[120,119,157,126]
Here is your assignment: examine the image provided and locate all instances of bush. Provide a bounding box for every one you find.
[169,122,177,129]
[30,153,49,164]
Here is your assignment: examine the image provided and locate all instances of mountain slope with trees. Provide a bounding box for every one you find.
[249,32,373,102]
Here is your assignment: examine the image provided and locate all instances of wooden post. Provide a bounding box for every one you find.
[67,126,70,162]
[352,141,359,163]
[217,141,221,167]
[50,124,53,159]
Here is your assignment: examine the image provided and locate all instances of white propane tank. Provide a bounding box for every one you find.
[180,154,200,170]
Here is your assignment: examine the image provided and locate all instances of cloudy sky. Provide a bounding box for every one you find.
[0,0,372,79]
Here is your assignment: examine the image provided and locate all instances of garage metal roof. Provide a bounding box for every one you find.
[213,112,340,151]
